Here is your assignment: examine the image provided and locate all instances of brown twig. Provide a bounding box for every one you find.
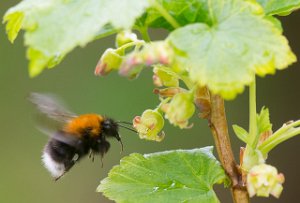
[195,87,249,203]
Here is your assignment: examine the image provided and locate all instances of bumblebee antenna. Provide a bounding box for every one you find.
[118,124,137,133]
[116,121,133,125]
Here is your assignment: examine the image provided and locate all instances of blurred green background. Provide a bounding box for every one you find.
[1,1,299,203]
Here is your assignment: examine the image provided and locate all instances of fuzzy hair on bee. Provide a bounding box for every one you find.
[29,93,134,180]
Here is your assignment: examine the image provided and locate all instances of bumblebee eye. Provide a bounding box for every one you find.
[102,119,114,131]
[103,120,111,128]
[103,124,110,129]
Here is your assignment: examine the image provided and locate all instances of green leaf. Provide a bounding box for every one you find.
[256,107,272,136]
[3,0,149,77]
[94,24,119,40]
[2,11,24,43]
[233,125,248,143]
[98,147,227,203]
[137,0,211,30]
[168,0,296,99]
[257,0,300,15]
[264,16,283,32]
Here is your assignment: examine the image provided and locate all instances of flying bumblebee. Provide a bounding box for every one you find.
[29,93,134,180]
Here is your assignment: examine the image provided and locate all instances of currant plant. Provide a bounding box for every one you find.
[3,0,300,202]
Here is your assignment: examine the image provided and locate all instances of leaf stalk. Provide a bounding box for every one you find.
[149,0,180,29]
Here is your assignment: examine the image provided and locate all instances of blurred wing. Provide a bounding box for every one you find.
[28,92,76,123]
[38,126,80,147]
[29,92,80,147]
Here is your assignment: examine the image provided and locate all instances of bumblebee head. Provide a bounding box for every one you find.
[102,118,123,151]
[102,118,120,140]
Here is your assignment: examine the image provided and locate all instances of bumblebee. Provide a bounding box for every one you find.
[29,93,134,180]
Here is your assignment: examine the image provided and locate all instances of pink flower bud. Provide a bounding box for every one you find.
[94,48,123,76]
[119,42,174,78]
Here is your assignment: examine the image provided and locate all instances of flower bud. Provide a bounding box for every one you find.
[247,164,285,198]
[163,92,195,129]
[153,74,163,87]
[194,86,211,119]
[118,53,144,79]
[119,42,173,78]
[133,109,165,142]
[115,31,138,48]
[94,48,123,76]
[153,87,184,98]
[153,65,179,87]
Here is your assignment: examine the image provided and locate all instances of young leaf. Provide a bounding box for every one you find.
[257,107,272,136]
[3,0,149,77]
[98,147,228,203]
[2,11,24,43]
[232,125,248,143]
[168,0,296,99]
[257,0,300,16]
[259,120,300,156]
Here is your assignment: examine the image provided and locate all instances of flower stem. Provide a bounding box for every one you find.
[248,77,258,148]
[115,40,145,54]
[150,0,180,29]
[195,89,249,203]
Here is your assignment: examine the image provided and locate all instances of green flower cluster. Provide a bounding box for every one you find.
[94,31,197,141]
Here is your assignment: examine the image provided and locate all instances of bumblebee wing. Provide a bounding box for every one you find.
[38,125,80,147]
[28,92,76,123]
[29,92,80,147]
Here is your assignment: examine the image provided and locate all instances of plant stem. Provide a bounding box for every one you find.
[139,27,151,42]
[195,89,249,203]
[248,77,258,148]
[150,0,180,29]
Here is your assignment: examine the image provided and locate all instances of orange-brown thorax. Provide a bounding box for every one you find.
[63,114,104,138]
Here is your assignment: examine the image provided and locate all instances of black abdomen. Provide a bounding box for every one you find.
[45,138,89,172]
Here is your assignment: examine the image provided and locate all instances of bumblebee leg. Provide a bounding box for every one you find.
[100,156,104,168]
[119,139,124,154]
[54,171,66,181]
[88,150,95,162]
[114,132,124,153]
[94,139,110,167]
